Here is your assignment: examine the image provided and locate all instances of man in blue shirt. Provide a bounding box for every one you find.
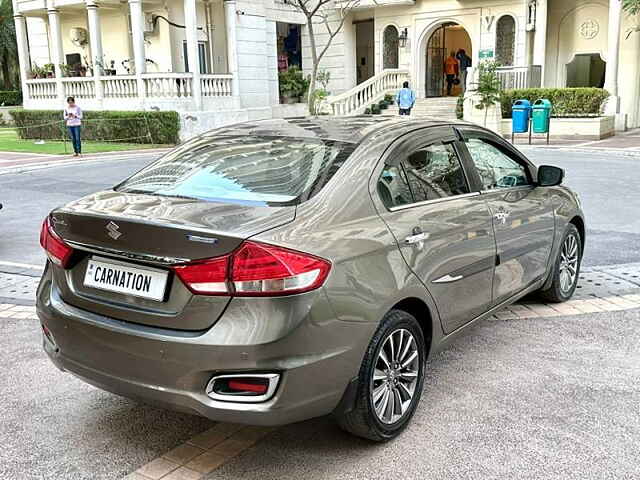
[395,81,416,116]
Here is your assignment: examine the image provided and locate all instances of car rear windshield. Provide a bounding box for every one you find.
[116,135,356,206]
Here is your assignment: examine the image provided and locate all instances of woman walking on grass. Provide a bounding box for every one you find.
[64,96,82,156]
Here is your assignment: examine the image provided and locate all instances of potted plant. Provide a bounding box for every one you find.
[43,63,55,78]
[279,66,309,104]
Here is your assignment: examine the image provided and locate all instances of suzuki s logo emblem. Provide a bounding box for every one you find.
[106,221,122,240]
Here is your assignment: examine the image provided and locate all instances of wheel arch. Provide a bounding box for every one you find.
[391,297,434,356]
[569,215,585,255]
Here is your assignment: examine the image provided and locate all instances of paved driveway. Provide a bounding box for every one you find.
[208,309,640,480]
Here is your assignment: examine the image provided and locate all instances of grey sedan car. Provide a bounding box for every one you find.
[37,117,584,441]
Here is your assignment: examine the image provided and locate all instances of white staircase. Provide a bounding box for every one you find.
[380,97,459,120]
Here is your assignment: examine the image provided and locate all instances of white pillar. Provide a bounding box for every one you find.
[128,0,146,104]
[47,6,65,102]
[184,0,202,109]
[532,0,547,81]
[604,0,622,103]
[224,0,239,97]
[12,4,30,104]
[604,0,626,130]
[86,0,104,103]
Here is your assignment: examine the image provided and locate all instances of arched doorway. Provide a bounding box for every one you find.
[495,15,516,66]
[424,22,472,97]
[383,25,399,69]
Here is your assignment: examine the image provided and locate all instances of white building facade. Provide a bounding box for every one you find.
[12,0,640,135]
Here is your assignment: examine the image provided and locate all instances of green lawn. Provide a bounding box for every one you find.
[0,129,170,155]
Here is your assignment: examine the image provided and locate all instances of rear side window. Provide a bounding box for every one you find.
[401,143,470,201]
[117,136,355,206]
[378,164,413,208]
[464,138,530,190]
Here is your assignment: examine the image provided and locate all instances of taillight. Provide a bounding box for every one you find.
[172,241,331,297]
[40,217,74,268]
[172,256,230,295]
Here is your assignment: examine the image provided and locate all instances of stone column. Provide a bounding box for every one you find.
[184,0,202,109]
[604,0,625,129]
[224,0,239,97]
[12,3,30,104]
[128,0,146,104]
[86,0,104,104]
[47,5,65,102]
[532,0,547,81]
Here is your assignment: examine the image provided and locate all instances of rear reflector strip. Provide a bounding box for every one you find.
[206,373,280,403]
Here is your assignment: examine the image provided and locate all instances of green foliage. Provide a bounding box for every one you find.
[378,100,389,110]
[0,0,19,89]
[371,104,381,114]
[278,66,309,98]
[623,0,640,37]
[384,94,394,103]
[500,88,609,118]
[456,94,464,120]
[472,61,502,126]
[0,90,22,106]
[364,108,372,114]
[10,110,180,144]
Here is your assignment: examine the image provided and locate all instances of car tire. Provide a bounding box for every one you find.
[539,224,582,303]
[335,309,426,442]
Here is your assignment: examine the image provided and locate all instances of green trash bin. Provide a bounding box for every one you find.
[532,99,552,134]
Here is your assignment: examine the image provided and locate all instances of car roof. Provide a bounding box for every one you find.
[205,116,475,145]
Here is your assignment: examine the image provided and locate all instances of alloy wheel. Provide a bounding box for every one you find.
[371,328,420,425]
[559,233,579,294]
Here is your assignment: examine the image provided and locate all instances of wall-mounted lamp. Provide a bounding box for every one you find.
[399,28,409,48]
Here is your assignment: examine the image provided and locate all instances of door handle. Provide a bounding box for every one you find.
[404,232,429,244]
[432,274,464,284]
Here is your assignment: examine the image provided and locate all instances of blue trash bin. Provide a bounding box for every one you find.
[512,99,532,133]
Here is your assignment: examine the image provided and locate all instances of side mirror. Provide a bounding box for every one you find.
[537,165,564,187]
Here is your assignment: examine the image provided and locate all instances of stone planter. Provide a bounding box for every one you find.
[499,116,615,140]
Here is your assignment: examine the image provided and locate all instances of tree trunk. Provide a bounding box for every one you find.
[306,17,318,114]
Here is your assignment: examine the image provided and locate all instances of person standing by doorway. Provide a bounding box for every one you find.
[456,49,472,93]
[444,52,459,96]
[395,81,416,116]
[64,96,82,156]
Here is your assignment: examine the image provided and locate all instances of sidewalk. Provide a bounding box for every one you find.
[511,128,640,155]
[0,147,169,175]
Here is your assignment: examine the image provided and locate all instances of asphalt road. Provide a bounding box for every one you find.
[0,148,638,267]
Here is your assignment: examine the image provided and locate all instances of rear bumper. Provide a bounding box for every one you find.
[36,269,374,426]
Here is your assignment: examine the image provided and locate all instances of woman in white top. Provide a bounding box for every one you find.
[63,96,83,156]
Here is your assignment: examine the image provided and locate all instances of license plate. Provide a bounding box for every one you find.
[83,257,168,302]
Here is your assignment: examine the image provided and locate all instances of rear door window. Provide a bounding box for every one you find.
[401,143,470,202]
[117,136,355,206]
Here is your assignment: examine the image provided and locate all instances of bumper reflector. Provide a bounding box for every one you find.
[206,373,279,403]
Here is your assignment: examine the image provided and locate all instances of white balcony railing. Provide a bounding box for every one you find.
[496,65,542,90]
[144,73,193,98]
[25,72,234,108]
[63,77,95,99]
[201,74,233,97]
[102,75,138,98]
[327,69,409,116]
[27,78,57,100]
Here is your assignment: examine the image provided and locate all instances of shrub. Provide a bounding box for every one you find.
[371,104,381,114]
[0,91,22,106]
[364,108,372,114]
[384,94,394,103]
[456,94,464,120]
[10,110,179,144]
[378,100,388,110]
[501,88,609,118]
[278,66,309,99]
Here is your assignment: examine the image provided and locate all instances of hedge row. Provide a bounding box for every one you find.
[0,91,22,107]
[9,110,180,144]
[501,88,609,118]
